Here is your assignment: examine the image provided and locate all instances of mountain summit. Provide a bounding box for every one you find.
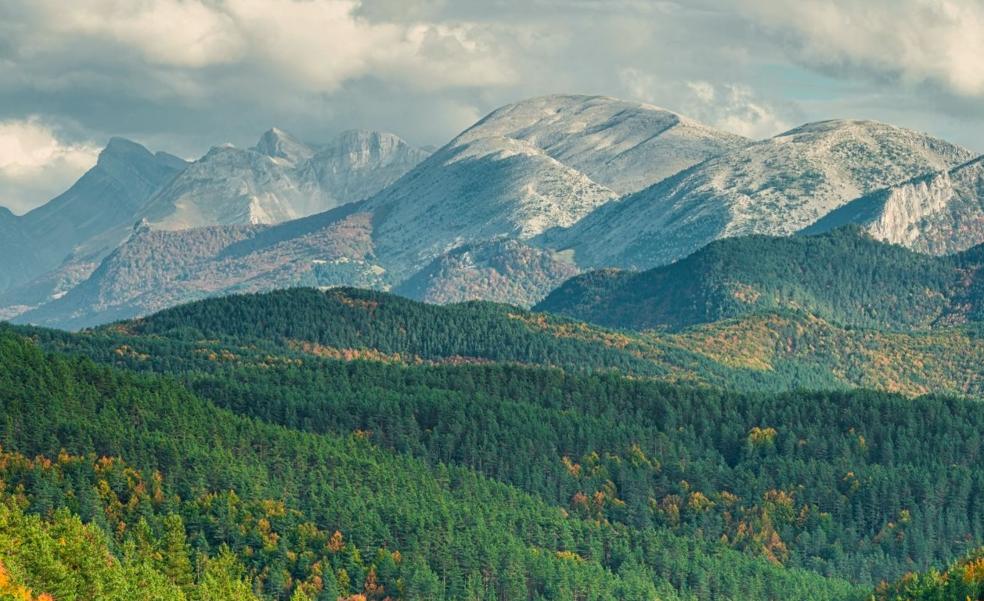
[0,137,187,296]
[364,94,748,278]
[253,127,316,164]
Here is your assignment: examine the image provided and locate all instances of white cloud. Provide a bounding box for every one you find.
[31,0,515,93]
[620,69,792,139]
[0,118,98,213]
[0,0,981,170]
[698,83,792,139]
[736,0,984,97]
[45,0,245,68]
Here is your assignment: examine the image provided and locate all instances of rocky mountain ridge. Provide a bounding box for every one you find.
[6,94,984,329]
[553,119,974,269]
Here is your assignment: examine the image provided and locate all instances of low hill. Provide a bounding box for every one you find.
[537,227,984,331]
[23,285,980,397]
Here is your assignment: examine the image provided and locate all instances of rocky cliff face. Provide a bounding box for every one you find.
[804,156,984,255]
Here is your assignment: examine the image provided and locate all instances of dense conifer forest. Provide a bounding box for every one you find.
[538,227,984,331]
[0,330,867,601]
[3,279,984,599]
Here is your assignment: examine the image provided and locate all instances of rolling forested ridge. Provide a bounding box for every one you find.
[3,259,984,600]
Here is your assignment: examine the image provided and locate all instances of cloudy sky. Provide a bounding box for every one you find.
[1,0,982,213]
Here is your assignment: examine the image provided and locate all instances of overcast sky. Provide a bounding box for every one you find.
[1,0,982,214]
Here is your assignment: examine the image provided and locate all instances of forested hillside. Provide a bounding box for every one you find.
[37,286,984,397]
[6,285,984,597]
[538,227,984,331]
[5,271,984,600]
[1,330,871,601]
[0,492,260,601]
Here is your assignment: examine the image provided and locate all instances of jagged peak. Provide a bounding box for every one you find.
[325,129,404,150]
[200,143,243,159]
[335,128,399,141]
[98,137,154,165]
[326,129,428,157]
[254,127,314,163]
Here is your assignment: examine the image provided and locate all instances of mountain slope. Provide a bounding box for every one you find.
[139,142,309,228]
[0,207,36,295]
[14,203,387,329]
[537,227,984,331]
[0,138,187,295]
[457,94,749,194]
[16,287,984,585]
[871,549,984,600]
[393,239,580,307]
[299,129,432,206]
[1,328,873,601]
[556,119,974,269]
[803,155,984,254]
[365,94,747,277]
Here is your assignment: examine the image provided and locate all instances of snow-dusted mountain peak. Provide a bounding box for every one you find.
[316,129,429,171]
[136,128,429,231]
[101,137,154,160]
[254,127,315,164]
[359,94,751,278]
[454,94,749,194]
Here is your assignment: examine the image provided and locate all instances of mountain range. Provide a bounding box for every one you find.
[3,93,984,329]
[551,119,973,269]
[0,128,428,320]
